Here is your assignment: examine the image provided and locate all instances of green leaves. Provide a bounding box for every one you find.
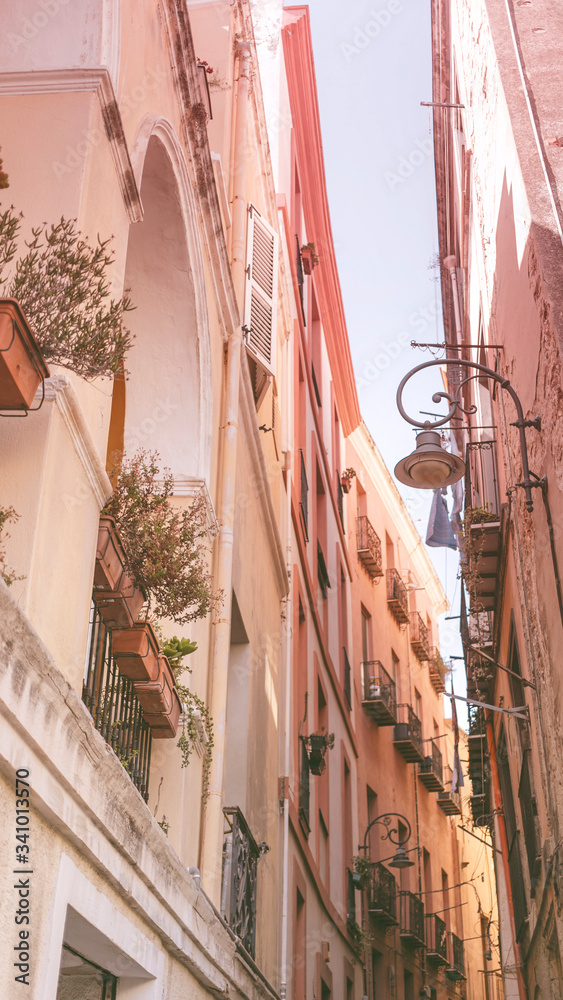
[162,636,198,671]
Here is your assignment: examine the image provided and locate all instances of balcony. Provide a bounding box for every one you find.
[82,610,152,801]
[446,932,466,981]
[426,913,448,965]
[356,516,383,579]
[418,740,444,792]
[409,612,430,660]
[399,891,425,947]
[386,568,409,624]
[464,442,502,613]
[428,647,447,693]
[361,661,397,726]
[366,862,397,926]
[393,703,425,763]
[221,807,262,958]
[299,448,308,542]
[437,766,462,815]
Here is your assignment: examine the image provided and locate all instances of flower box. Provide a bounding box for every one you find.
[143,687,182,739]
[134,655,176,716]
[94,516,146,627]
[0,299,49,410]
[111,622,161,682]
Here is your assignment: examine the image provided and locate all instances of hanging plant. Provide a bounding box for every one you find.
[103,450,222,625]
[0,504,24,586]
[303,728,335,776]
[175,684,214,801]
[0,204,133,379]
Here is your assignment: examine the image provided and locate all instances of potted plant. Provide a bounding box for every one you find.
[303,729,335,775]
[0,204,133,391]
[94,516,146,628]
[340,467,357,494]
[134,654,182,738]
[0,299,50,410]
[351,854,375,890]
[300,242,320,275]
[111,620,161,682]
[102,450,221,625]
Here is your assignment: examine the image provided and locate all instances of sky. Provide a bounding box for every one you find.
[305,0,466,706]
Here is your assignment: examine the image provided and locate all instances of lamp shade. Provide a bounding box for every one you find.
[388,846,415,869]
[394,430,465,490]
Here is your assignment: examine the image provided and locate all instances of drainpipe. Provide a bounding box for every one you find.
[486,713,528,1000]
[444,255,463,344]
[200,41,252,906]
[280,331,293,1000]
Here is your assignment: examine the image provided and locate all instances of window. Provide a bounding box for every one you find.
[361,606,372,662]
[57,946,117,1000]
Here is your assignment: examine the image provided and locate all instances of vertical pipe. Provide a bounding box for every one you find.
[200,41,252,905]
[486,713,528,1000]
[444,255,463,343]
[280,330,292,1000]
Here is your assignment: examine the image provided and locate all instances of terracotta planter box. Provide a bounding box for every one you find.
[0,299,50,410]
[144,687,182,739]
[134,655,176,716]
[112,622,161,682]
[94,516,146,627]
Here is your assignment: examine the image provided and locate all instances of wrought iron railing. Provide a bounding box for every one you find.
[393,703,424,760]
[409,611,430,660]
[386,568,409,624]
[428,646,447,693]
[362,660,396,713]
[222,807,261,958]
[343,647,351,708]
[82,608,152,801]
[426,913,448,962]
[447,932,465,979]
[437,765,462,814]
[366,861,397,924]
[419,739,443,785]
[346,868,356,927]
[336,472,344,530]
[299,448,308,541]
[299,737,310,833]
[356,516,383,579]
[465,440,500,517]
[399,891,425,945]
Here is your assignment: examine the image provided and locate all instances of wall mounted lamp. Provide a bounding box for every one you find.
[360,812,415,870]
[393,358,543,511]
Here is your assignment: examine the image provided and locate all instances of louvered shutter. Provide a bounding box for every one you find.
[244,205,278,376]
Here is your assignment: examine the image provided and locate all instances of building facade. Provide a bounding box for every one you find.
[430,0,563,996]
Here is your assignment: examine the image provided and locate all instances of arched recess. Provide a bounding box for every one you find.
[108,117,212,485]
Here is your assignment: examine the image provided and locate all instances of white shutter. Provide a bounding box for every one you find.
[244,204,278,376]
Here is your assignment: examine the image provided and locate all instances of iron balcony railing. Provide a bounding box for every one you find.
[446,932,466,980]
[299,736,310,834]
[356,516,383,579]
[222,807,261,958]
[336,472,344,530]
[393,703,424,763]
[82,608,152,801]
[343,647,352,708]
[346,868,356,927]
[386,568,409,624]
[426,913,448,964]
[299,448,308,541]
[465,440,500,517]
[399,891,425,947]
[361,661,397,724]
[437,765,462,815]
[428,646,447,693]
[409,611,430,660]
[418,739,444,791]
[366,861,397,925]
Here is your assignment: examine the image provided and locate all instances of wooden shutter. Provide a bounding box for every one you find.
[244,205,278,376]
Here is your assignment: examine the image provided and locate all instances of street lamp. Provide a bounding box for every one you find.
[394,358,543,511]
[361,812,415,870]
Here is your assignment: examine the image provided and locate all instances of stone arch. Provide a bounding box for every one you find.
[112,116,212,484]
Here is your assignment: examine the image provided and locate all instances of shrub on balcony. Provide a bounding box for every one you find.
[103,450,221,625]
[0,204,133,379]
